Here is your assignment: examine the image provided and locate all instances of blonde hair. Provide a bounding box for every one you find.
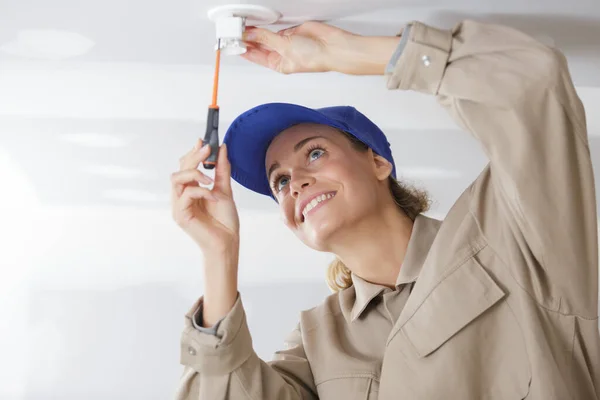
[325,132,430,292]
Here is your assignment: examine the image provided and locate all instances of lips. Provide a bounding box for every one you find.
[297,191,337,222]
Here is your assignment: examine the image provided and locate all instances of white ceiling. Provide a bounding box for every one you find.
[1,1,600,397]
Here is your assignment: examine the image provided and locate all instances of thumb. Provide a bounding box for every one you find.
[244,27,286,51]
[214,144,233,196]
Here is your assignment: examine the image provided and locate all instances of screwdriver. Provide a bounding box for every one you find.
[202,39,221,169]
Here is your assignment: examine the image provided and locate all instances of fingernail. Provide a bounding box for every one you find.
[194,140,202,150]
[243,30,256,41]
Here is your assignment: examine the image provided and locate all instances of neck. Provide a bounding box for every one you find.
[329,201,414,288]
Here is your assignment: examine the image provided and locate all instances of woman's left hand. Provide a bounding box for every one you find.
[242,22,399,76]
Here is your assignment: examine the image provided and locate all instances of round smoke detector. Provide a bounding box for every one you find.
[207,4,280,55]
[207,4,280,26]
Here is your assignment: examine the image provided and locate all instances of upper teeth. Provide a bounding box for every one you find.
[302,193,335,218]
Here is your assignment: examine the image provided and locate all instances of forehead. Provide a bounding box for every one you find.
[265,123,342,165]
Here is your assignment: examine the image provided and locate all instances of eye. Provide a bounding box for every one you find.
[308,148,325,162]
[275,175,289,192]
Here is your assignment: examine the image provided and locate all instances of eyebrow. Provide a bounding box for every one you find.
[267,135,325,184]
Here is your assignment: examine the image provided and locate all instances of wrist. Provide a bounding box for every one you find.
[202,249,239,327]
[202,242,239,277]
[328,34,401,75]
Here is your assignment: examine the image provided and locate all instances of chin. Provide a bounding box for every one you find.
[298,216,339,252]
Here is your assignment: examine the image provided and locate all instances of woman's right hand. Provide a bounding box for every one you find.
[172,140,240,327]
[171,140,240,255]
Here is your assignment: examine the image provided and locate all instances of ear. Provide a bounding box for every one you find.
[370,151,393,182]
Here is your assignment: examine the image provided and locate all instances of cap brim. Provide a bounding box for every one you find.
[223,103,348,197]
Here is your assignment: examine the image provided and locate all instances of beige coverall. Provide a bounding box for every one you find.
[175,20,600,400]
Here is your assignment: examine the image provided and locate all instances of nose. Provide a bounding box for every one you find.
[290,173,315,198]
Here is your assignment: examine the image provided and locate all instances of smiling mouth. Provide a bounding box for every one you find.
[301,192,336,222]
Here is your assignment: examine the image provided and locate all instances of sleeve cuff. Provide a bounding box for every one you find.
[191,301,223,337]
[385,23,412,74]
[386,21,453,94]
[180,293,253,375]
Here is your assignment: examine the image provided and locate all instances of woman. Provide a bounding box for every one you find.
[172,19,600,399]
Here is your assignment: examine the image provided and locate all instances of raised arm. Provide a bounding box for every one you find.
[386,20,596,317]
[170,140,317,399]
[243,19,597,318]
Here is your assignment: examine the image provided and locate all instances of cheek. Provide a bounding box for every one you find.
[278,196,296,227]
[333,165,380,207]
[324,154,367,180]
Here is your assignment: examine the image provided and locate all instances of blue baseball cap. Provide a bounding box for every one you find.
[223,103,396,197]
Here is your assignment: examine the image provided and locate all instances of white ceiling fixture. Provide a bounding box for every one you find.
[207,4,281,55]
[0,29,95,60]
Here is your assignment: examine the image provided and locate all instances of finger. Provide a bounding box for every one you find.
[178,138,203,164]
[245,41,276,54]
[277,22,321,37]
[277,25,301,37]
[172,143,212,206]
[171,169,213,195]
[243,27,287,52]
[214,144,233,196]
[241,46,282,72]
[240,46,271,68]
[245,36,277,52]
[179,142,211,170]
[179,186,218,209]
